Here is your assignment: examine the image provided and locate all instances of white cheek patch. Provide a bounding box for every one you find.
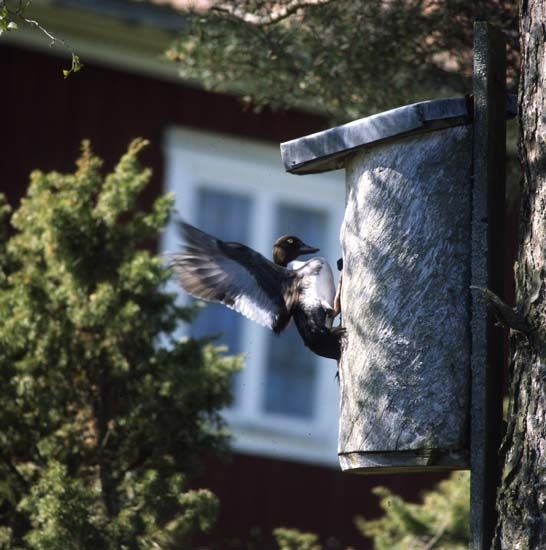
[287,260,306,270]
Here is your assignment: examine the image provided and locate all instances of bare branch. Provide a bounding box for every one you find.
[11,2,67,47]
[470,286,533,334]
[421,518,449,550]
[213,0,336,26]
[0,450,29,490]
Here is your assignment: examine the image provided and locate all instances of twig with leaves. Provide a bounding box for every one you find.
[0,0,82,77]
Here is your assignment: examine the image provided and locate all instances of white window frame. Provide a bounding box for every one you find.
[162,126,345,467]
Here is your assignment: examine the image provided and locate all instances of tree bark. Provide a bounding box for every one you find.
[493,1,546,547]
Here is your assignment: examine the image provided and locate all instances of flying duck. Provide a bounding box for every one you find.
[169,221,343,360]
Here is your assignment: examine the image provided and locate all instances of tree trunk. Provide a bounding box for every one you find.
[493,1,546,547]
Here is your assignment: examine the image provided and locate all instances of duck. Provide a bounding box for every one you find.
[169,221,343,360]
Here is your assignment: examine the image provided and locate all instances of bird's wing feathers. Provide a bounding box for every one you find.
[170,222,294,331]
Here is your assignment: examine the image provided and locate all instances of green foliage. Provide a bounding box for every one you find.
[356,471,470,550]
[62,54,83,78]
[273,527,321,550]
[0,4,18,35]
[18,460,105,550]
[168,0,517,123]
[0,139,241,548]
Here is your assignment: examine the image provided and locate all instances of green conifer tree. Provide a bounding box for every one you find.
[273,527,321,550]
[167,0,517,123]
[0,139,240,549]
[355,471,469,550]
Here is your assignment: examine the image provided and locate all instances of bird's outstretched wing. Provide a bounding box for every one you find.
[169,222,295,332]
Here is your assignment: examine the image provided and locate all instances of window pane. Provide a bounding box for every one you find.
[263,204,329,418]
[192,187,251,355]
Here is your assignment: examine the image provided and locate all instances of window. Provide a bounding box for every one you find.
[263,204,328,419]
[162,127,344,466]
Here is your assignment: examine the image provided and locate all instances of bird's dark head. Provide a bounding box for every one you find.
[272,235,319,267]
